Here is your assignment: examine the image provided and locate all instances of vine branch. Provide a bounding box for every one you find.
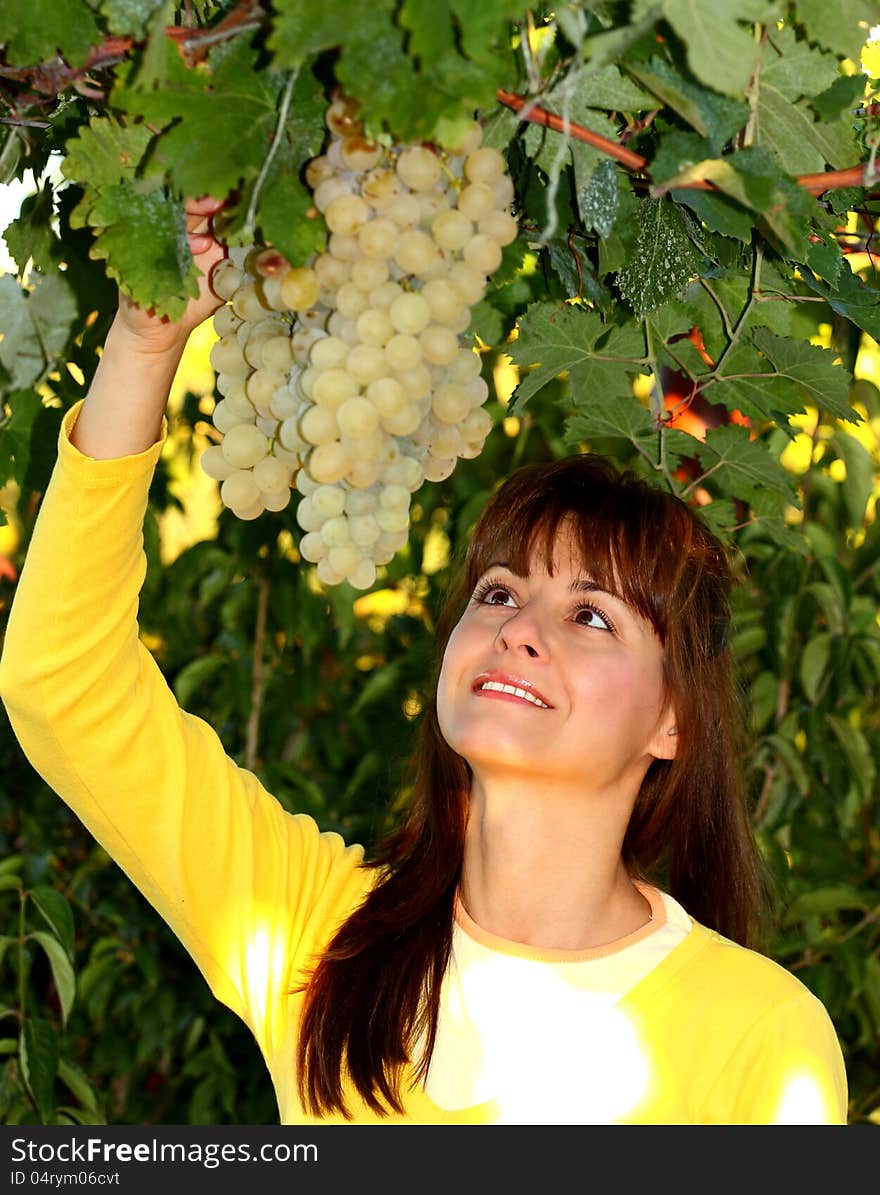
[496,89,880,197]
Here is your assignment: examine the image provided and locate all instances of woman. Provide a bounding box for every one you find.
[0,200,848,1125]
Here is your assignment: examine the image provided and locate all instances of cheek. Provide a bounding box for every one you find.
[435,622,465,730]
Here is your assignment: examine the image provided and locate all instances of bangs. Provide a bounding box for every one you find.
[463,458,712,643]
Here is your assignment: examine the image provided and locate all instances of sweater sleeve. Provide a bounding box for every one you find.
[0,400,369,1053]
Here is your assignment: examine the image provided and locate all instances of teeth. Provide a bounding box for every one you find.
[480,681,548,708]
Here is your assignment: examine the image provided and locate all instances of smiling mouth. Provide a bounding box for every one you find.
[475,680,550,709]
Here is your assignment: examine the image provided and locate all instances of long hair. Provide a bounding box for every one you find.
[295,453,775,1119]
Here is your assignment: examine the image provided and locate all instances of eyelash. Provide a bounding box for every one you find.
[471,576,617,634]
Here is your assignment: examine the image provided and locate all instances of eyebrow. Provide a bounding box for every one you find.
[483,561,623,604]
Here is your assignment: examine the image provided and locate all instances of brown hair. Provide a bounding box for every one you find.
[295,453,775,1119]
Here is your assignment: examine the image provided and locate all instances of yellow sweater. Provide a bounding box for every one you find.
[0,401,849,1125]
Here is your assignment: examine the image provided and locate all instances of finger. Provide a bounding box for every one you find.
[185,194,226,216]
[189,233,215,255]
[186,212,211,236]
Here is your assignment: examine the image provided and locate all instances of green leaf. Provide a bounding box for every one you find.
[799,632,832,702]
[78,182,199,321]
[506,302,646,408]
[56,1061,104,1123]
[269,0,522,142]
[661,0,766,97]
[761,25,842,101]
[805,233,844,286]
[30,886,75,961]
[113,37,284,198]
[173,655,225,708]
[803,580,846,635]
[2,0,100,67]
[750,328,858,423]
[0,273,78,390]
[785,884,871,920]
[799,262,880,342]
[565,394,698,470]
[579,158,620,236]
[763,732,810,796]
[61,116,153,190]
[831,431,875,530]
[826,716,876,800]
[810,73,867,122]
[258,172,325,268]
[564,388,652,440]
[707,327,855,424]
[2,182,59,276]
[694,423,798,505]
[616,198,700,318]
[20,1018,58,1124]
[30,933,75,1027]
[756,85,824,174]
[544,240,612,310]
[794,0,880,62]
[577,64,657,111]
[399,0,457,66]
[99,0,166,37]
[627,58,749,150]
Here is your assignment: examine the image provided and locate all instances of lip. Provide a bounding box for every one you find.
[471,671,553,710]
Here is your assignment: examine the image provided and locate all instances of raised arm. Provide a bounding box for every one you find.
[0,200,369,1048]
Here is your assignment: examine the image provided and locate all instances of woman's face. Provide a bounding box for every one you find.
[436,525,677,793]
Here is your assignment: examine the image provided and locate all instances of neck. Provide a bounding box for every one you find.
[458,771,651,951]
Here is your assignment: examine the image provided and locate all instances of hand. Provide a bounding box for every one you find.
[113,194,229,354]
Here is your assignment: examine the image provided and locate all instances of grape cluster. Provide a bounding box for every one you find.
[201,94,517,589]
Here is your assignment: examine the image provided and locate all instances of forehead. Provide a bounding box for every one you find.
[467,501,667,638]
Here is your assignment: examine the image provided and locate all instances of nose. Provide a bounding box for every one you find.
[493,606,545,659]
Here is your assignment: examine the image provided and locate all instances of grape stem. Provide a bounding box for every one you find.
[243,66,299,244]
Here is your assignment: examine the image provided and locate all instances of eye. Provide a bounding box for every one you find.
[572,602,615,633]
[472,578,516,607]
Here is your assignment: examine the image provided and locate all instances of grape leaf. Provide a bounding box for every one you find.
[113,39,285,199]
[0,273,78,389]
[627,58,748,150]
[506,302,646,409]
[694,424,798,505]
[579,159,620,237]
[706,328,858,424]
[545,240,613,311]
[73,182,199,320]
[757,84,855,174]
[60,117,153,190]
[616,198,700,318]
[761,25,842,101]
[99,0,166,37]
[661,0,767,97]
[810,74,867,122]
[269,0,522,141]
[2,0,100,67]
[799,261,880,341]
[563,390,653,445]
[576,65,656,111]
[400,0,457,66]
[794,0,880,62]
[258,171,325,267]
[2,182,59,275]
[751,329,859,423]
[564,391,700,471]
[673,189,754,242]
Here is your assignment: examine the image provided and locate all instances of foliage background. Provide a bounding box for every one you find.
[0,0,879,1124]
